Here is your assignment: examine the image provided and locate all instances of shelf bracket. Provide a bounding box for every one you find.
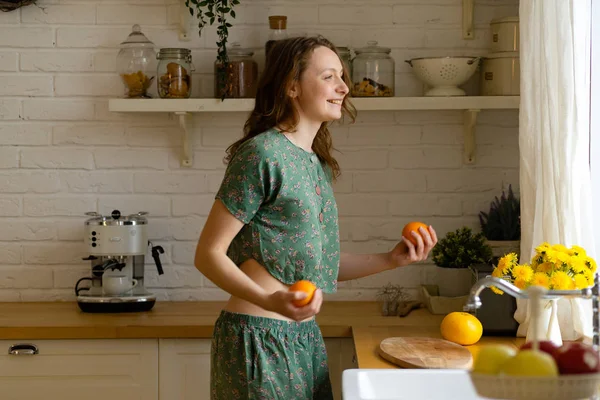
[175,112,193,167]
[463,109,480,164]
[179,0,192,41]
[462,0,474,39]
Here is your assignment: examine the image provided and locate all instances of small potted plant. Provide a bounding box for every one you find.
[479,184,521,259]
[423,227,493,314]
[186,0,239,99]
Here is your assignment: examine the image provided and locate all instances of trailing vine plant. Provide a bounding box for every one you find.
[185,0,239,100]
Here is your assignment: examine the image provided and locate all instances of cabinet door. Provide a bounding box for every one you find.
[158,339,211,400]
[325,338,358,400]
[159,338,357,400]
[0,339,158,400]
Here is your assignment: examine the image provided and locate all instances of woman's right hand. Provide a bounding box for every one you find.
[262,288,323,321]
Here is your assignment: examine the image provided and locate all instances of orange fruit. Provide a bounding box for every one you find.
[402,221,428,246]
[440,312,483,346]
[289,280,317,307]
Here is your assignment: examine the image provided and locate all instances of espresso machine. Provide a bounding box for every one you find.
[75,209,164,313]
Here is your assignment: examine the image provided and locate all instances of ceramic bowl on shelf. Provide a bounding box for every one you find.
[406,56,480,97]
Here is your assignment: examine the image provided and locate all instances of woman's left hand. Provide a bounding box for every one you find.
[388,225,438,268]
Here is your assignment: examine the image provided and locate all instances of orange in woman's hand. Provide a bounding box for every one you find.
[402,221,429,246]
[289,280,317,307]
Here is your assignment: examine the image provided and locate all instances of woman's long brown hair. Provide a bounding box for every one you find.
[224,35,356,181]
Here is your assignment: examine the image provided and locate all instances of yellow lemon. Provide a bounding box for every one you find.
[499,350,559,377]
[440,312,483,346]
[472,344,517,374]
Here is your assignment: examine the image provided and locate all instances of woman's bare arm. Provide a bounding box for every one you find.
[194,200,272,308]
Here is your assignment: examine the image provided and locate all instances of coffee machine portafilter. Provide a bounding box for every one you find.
[75,210,164,313]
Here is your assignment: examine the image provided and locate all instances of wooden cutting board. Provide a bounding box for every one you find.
[378,337,473,369]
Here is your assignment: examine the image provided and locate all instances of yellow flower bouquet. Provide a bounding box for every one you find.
[491,242,597,294]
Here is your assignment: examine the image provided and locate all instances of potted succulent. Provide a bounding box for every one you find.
[185,0,239,99]
[479,185,521,259]
[423,227,493,314]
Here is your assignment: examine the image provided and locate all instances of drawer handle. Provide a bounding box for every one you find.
[8,344,39,355]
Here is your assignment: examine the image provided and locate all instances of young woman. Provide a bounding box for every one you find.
[194,36,438,400]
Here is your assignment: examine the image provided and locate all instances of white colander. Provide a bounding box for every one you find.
[406,56,480,96]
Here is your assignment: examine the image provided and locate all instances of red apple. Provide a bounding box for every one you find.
[520,340,561,359]
[552,342,600,374]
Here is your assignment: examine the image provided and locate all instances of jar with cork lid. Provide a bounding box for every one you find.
[214,43,258,98]
[265,15,288,60]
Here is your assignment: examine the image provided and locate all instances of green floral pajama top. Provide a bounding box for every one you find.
[215,128,340,292]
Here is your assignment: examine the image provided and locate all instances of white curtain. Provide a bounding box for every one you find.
[516,0,595,341]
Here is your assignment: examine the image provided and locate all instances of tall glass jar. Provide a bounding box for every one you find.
[156,48,193,99]
[352,41,394,97]
[265,15,288,60]
[336,46,353,82]
[214,43,258,98]
[116,25,156,98]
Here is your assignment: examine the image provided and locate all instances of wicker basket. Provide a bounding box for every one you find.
[0,0,35,12]
[470,372,600,400]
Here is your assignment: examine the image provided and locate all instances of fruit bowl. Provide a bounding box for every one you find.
[470,372,600,400]
[405,56,480,96]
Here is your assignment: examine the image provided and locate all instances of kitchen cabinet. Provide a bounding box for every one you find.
[326,338,359,400]
[0,339,158,400]
[156,338,357,400]
[158,339,211,400]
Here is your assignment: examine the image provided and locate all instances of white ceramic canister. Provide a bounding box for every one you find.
[480,51,520,96]
[490,16,519,53]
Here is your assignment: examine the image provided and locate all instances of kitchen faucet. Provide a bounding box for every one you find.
[464,274,600,348]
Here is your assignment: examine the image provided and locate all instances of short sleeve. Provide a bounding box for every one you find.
[215,141,270,224]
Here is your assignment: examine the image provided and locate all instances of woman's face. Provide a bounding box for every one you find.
[291,46,349,123]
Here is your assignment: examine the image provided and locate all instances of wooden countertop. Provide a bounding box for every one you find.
[0,301,444,340]
[0,301,524,370]
[352,325,525,369]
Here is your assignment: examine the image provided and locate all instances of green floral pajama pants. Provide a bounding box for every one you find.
[210,310,334,400]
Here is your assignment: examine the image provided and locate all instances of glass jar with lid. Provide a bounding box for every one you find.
[116,24,156,98]
[265,15,288,60]
[156,48,193,99]
[336,46,353,82]
[214,43,258,99]
[351,41,394,97]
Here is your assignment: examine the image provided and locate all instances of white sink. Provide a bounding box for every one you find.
[342,369,485,400]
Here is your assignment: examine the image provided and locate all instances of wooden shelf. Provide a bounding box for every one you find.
[108,96,520,167]
[108,96,519,113]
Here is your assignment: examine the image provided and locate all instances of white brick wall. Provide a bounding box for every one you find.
[0,0,519,302]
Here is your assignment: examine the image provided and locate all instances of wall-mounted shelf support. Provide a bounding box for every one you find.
[175,112,193,167]
[179,0,192,41]
[462,0,474,39]
[463,109,480,164]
